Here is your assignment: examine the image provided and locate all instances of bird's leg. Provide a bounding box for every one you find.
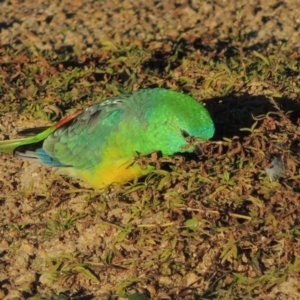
[132,150,159,170]
[150,151,161,170]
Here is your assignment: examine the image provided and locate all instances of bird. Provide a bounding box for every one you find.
[0,88,215,189]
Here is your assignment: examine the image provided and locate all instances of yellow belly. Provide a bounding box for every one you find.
[66,157,153,189]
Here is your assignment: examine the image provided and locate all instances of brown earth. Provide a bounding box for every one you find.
[1,0,300,51]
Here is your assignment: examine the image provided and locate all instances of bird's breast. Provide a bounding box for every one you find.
[71,157,152,189]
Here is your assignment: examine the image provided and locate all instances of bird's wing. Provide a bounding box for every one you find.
[42,91,136,169]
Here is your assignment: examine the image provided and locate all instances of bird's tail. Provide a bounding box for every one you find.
[0,126,54,154]
[0,138,31,154]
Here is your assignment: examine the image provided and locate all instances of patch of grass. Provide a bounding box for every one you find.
[0,39,300,299]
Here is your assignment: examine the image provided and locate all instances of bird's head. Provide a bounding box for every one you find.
[147,89,215,154]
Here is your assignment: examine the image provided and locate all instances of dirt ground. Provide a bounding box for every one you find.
[1,0,300,51]
[1,0,300,299]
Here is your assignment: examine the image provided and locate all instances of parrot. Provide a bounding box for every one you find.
[0,88,215,189]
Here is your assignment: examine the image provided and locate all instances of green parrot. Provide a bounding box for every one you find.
[0,88,215,189]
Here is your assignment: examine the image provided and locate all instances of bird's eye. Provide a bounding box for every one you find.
[181,130,190,138]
